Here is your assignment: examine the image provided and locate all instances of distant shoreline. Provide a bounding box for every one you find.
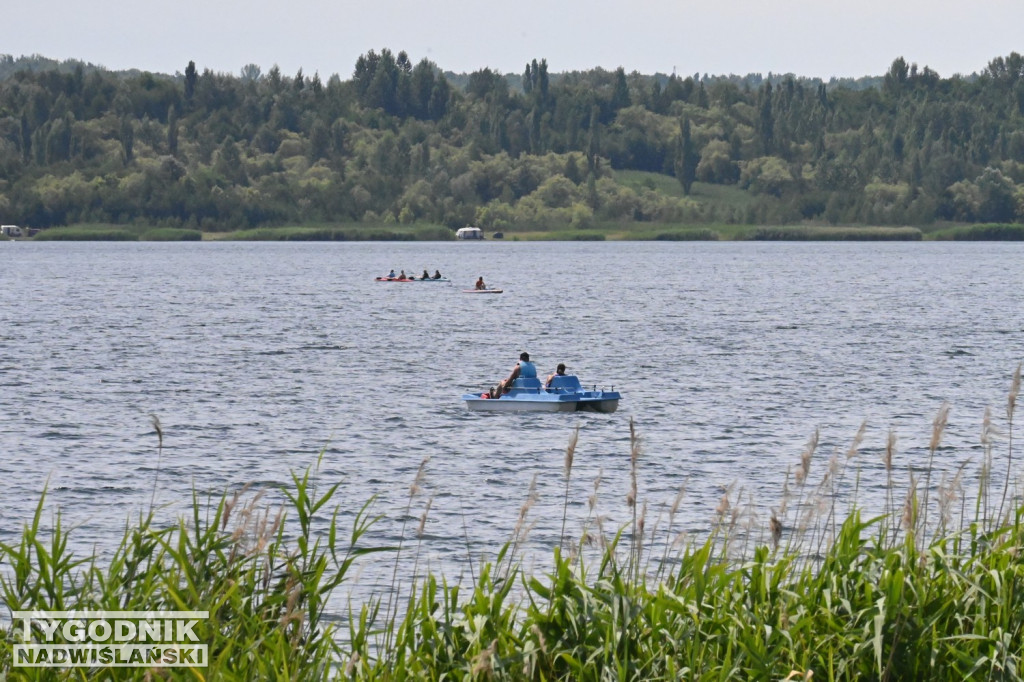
[15,222,1024,242]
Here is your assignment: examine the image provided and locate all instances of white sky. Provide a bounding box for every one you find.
[7,0,1023,80]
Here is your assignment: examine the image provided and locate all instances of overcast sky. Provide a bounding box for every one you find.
[8,0,1023,81]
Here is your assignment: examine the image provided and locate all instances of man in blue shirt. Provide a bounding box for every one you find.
[490,352,535,398]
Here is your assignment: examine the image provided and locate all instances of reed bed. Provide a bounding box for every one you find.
[3,366,1024,680]
[931,223,1024,241]
[753,226,924,241]
[218,225,451,241]
[30,225,202,241]
[0,464,386,680]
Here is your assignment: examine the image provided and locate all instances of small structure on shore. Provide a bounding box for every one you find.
[456,226,484,240]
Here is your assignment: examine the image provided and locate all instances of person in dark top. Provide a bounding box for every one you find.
[421,269,431,280]
[546,363,567,387]
[433,270,443,279]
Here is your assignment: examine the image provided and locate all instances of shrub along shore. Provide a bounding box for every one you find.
[2,369,1023,679]
[18,221,1024,242]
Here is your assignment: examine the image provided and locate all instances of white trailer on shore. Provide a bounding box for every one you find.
[456,226,484,239]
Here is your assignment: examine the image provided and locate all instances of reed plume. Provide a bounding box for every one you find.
[902,471,918,534]
[998,363,1021,524]
[501,475,538,580]
[559,426,579,550]
[770,510,783,552]
[410,496,434,590]
[627,417,642,578]
[937,463,966,536]
[795,428,819,485]
[588,468,603,513]
[384,456,430,655]
[846,419,867,459]
[825,419,867,547]
[922,402,950,542]
[470,639,498,678]
[779,467,792,517]
[883,428,897,538]
[148,414,163,513]
[657,482,688,577]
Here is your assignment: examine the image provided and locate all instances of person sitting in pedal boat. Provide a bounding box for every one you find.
[490,352,536,398]
[546,363,567,387]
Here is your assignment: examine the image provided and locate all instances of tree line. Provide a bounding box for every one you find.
[1,50,1023,232]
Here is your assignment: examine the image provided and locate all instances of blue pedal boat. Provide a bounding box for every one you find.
[462,375,621,413]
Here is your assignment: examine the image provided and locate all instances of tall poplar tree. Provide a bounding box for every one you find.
[675,118,698,194]
[184,61,197,107]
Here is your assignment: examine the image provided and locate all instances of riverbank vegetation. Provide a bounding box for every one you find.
[3,51,1024,239]
[32,223,202,241]
[2,367,1023,679]
[22,219,1024,242]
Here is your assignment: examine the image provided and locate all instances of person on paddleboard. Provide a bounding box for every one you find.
[475,276,486,290]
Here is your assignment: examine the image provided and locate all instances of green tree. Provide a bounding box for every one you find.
[674,118,698,194]
[883,57,909,97]
[184,60,197,105]
[120,116,134,165]
[757,82,774,154]
[975,167,1017,221]
[696,139,736,184]
[611,67,631,112]
[240,63,262,82]
[309,120,330,162]
[167,104,179,157]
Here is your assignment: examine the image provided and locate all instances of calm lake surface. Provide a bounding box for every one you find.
[1,240,1022,601]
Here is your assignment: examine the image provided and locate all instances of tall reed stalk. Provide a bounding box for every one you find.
[558,426,579,550]
[920,401,950,546]
[997,362,1020,524]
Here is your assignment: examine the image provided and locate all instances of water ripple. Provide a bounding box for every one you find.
[1,240,1023,607]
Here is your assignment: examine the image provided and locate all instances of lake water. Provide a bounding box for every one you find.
[1,240,1022,601]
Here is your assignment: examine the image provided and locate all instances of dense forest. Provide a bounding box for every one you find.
[1,50,1024,234]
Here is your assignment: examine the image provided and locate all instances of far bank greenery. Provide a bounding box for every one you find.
[2,368,1024,679]
[4,51,1024,239]
[26,218,1024,242]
